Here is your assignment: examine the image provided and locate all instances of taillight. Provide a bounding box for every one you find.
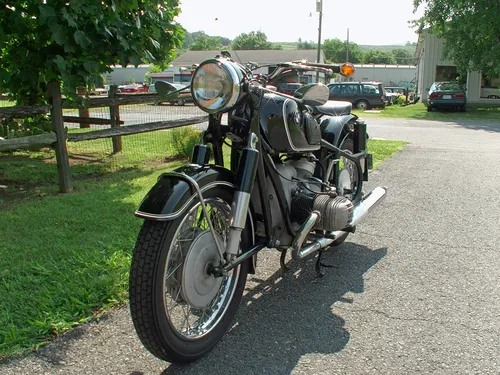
[429,93,441,98]
[454,93,465,98]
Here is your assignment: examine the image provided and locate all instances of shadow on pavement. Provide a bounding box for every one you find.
[159,243,387,375]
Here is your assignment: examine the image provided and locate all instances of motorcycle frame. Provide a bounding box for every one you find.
[194,106,368,275]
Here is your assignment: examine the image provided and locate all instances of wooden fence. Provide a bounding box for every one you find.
[0,83,208,193]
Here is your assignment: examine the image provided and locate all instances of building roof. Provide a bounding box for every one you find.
[172,50,324,66]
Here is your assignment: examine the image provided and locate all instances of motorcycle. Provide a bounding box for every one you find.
[129,52,387,363]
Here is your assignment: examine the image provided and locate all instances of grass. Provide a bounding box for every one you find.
[0,136,405,360]
[354,102,500,121]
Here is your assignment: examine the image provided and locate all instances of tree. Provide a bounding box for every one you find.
[414,0,500,77]
[232,31,275,50]
[189,34,223,51]
[322,38,364,63]
[392,48,414,65]
[0,1,183,105]
[297,38,316,50]
[363,50,397,64]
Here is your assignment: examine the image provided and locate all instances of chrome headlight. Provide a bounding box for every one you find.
[191,59,244,113]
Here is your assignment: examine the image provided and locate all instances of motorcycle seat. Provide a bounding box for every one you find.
[312,100,352,116]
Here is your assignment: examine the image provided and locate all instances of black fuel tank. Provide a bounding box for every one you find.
[259,94,321,153]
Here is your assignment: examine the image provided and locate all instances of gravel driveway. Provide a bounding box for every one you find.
[2,117,500,375]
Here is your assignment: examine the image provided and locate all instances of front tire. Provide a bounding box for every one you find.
[129,187,249,363]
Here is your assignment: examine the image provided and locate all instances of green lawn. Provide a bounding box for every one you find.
[354,102,500,121]
[0,136,406,359]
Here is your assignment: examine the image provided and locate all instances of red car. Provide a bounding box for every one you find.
[118,84,149,93]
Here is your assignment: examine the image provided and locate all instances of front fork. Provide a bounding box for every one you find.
[225,133,259,260]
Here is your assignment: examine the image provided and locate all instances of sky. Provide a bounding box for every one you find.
[176,0,426,46]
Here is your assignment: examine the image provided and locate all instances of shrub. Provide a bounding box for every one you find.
[396,95,407,106]
[0,115,52,139]
[169,127,201,159]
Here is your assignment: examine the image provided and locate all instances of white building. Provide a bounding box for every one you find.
[415,28,500,104]
[103,65,151,85]
[334,64,416,87]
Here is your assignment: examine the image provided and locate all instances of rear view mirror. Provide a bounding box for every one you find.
[155,81,180,100]
[294,83,329,106]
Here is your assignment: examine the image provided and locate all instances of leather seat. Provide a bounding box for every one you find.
[312,100,352,116]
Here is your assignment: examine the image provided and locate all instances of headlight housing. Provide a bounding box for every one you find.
[191,59,244,113]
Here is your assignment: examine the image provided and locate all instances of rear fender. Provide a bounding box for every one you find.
[320,114,357,146]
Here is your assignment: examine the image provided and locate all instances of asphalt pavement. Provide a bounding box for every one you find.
[2,116,500,374]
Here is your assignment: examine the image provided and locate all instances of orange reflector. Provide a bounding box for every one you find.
[340,63,355,76]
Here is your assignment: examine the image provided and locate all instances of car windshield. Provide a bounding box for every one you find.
[436,83,463,91]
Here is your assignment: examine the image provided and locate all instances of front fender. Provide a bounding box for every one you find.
[135,164,237,220]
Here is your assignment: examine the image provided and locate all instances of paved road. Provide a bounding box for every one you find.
[2,117,500,374]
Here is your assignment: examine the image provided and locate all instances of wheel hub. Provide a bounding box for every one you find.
[182,231,224,309]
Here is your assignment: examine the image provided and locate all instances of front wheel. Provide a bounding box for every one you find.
[129,187,249,363]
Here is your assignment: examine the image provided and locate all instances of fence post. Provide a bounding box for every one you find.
[47,81,73,193]
[76,87,90,128]
[108,85,122,153]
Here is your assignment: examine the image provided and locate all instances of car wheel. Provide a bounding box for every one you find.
[177,99,186,106]
[488,95,499,99]
[427,105,433,112]
[355,100,369,110]
[460,105,467,112]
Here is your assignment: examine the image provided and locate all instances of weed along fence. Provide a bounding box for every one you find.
[0,84,208,193]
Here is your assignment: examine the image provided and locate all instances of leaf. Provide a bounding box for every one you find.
[53,55,67,71]
[104,26,114,38]
[129,55,143,67]
[83,61,99,73]
[150,37,161,50]
[74,30,91,48]
[39,6,56,25]
[145,50,155,62]
[61,8,78,28]
[50,24,66,45]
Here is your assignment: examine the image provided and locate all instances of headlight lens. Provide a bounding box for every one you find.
[191,59,243,113]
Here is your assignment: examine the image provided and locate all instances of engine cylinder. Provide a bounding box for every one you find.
[291,190,354,231]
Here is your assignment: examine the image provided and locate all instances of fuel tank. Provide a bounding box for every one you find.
[259,94,321,153]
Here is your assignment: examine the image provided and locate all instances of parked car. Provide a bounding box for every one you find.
[327,82,386,110]
[480,86,500,99]
[154,81,192,106]
[426,81,466,112]
[277,82,303,96]
[88,87,108,96]
[118,84,149,93]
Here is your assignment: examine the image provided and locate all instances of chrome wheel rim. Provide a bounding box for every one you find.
[162,197,239,340]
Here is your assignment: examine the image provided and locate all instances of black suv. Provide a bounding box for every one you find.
[327,82,386,110]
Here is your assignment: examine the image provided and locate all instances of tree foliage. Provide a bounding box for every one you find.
[322,38,363,63]
[364,50,397,65]
[189,33,223,51]
[0,0,183,105]
[232,31,279,50]
[183,30,230,50]
[297,38,316,50]
[392,48,414,64]
[414,0,500,77]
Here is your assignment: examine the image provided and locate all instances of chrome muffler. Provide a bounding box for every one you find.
[291,186,387,260]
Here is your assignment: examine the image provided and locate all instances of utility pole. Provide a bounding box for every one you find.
[346,28,350,62]
[315,0,323,82]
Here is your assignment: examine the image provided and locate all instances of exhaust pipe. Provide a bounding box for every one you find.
[291,186,387,260]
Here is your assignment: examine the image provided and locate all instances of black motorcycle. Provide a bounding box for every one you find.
[129,52,387,363]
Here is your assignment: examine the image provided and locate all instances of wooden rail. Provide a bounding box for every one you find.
[67,116,208,142]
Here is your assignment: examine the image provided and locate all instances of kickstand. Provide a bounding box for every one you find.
[315,251,338,278]
[280,249,290,272]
